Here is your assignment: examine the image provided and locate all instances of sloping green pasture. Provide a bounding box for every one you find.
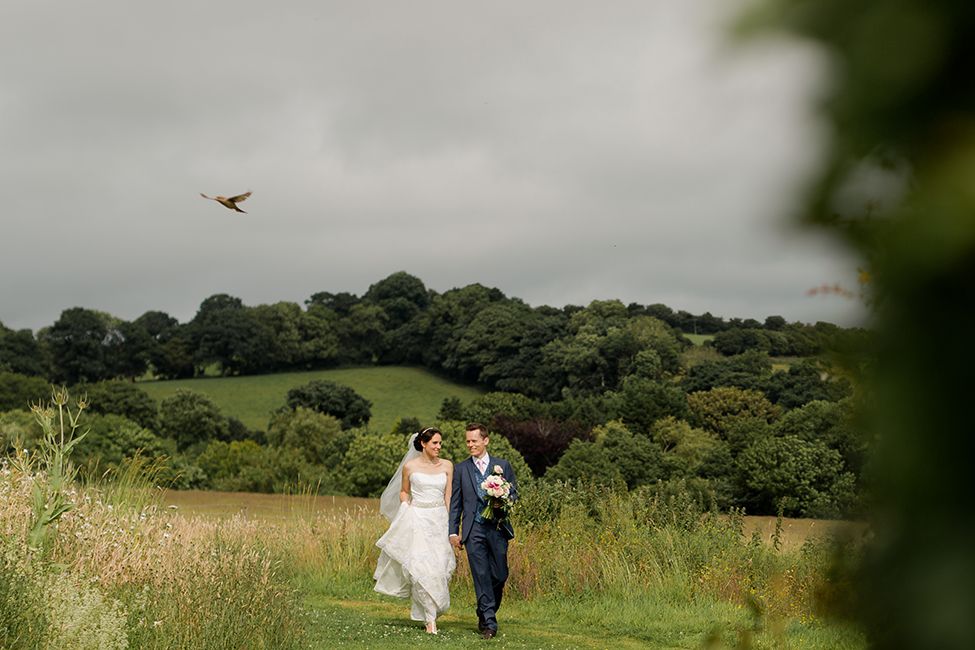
[137,367,486,432]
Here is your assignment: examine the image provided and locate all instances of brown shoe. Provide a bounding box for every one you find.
[478,620,485,632]
[481,629,496,640]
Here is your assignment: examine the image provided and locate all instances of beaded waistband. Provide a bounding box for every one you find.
[412,500,445,509]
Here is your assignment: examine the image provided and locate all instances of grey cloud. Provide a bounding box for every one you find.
[0,0,868,333]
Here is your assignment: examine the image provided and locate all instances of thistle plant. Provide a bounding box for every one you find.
[14,386,88,550]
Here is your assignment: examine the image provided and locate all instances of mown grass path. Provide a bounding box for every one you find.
[300,589,717,650]
[299,587,865,650]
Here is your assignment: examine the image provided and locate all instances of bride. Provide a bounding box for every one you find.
[374,427,457,634]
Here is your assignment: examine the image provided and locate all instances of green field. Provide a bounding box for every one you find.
[137,367,486,432]
[683,333,714,346]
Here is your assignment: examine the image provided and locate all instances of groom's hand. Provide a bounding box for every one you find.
[449,535,462,549]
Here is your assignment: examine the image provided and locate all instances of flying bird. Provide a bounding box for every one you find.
[200,191,251,213]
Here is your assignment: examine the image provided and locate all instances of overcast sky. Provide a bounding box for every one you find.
[0,0,869,334]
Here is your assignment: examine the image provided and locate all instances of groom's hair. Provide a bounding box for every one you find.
[465,422,489,438]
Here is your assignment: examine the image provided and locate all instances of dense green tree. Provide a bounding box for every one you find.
[340,429,410,497]
[297,307,341,368]
[194,307,278,375]
[102,321,155,381]
[390,416,422,435]
[0,409,43,453]
[74,381,158,430]
[648,416,717,465]
[248,302,305,370]
[599,421,668,488]
[437,396,465,421]
[305,291,359,318]
[363,271,431,331]
[724,417,776,457]
[681,349,772,394]
[541,392,623,429]
[542,438,617,485]
[0,324,45,377]
[283,379,372,430]
[336,303,388,364]
[764,315,786,331]
[760,359,852,410]
[134,310,179,338]
[158,389,229,452]
[774,398,866,476]
[0,372,51,413]
[463,391,539,424]
[73,413,171,472]
[686,386,780,439]
[194,293,244,318]
[545,420,665,489]
[197,440,274,492]
[44,307,113,383]
[538,303,682,397]
[736,435,857,518]
[619,377,688,435]
[151,332,196,379]
[407,283,508,374]
[266,407,341,465]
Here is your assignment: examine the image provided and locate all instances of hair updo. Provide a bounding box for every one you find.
[413,427,441,451]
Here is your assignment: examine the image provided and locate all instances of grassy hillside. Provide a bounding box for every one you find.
[683,333,714,346]
[137,367,486,433]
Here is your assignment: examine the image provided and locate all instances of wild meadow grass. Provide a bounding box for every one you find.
[136,366,486,432]
[0,389,305,650]
[272,480,866,649]
[2,391,865,649]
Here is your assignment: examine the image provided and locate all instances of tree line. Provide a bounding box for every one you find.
[0,271,863,393]
[0,271,872,519]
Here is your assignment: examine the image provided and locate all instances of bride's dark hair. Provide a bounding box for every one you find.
[413,427,441,452]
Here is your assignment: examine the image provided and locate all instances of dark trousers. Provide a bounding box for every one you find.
[466,520,509,631]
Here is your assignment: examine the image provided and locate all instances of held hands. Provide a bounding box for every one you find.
[449,535,462,549]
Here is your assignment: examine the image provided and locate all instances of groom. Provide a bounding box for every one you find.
[449,422,517,640]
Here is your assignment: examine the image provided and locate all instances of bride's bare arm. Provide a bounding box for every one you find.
[400,463,412,504]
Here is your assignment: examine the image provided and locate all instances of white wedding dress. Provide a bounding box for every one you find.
[373,472,457,623]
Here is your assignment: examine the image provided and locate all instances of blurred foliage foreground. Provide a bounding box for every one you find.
[744,0,975,647]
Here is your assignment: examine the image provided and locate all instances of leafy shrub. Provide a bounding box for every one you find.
[74,413,172,475]
[0,372,51,413]
[464,391,540,424]
[283,379,371,429]
[73,381,159,430]
[158,389,229,452]
[687,386,780,439]
[266,407,341,466]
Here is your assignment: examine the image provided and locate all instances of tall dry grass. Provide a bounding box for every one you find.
[268,476,860,636]
[1,453,305,650]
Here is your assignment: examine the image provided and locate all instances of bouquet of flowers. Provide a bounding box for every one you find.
[480,465,513,520]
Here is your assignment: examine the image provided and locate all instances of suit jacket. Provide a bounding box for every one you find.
[449,455,517,543]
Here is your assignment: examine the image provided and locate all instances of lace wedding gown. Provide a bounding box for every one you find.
[373,472,457,623]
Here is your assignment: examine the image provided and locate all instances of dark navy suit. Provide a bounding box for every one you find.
[449,455,517,632]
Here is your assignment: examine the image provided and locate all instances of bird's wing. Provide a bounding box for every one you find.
[228,192,251,203]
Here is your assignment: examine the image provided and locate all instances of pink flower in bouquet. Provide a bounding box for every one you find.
[480,469,513,520]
